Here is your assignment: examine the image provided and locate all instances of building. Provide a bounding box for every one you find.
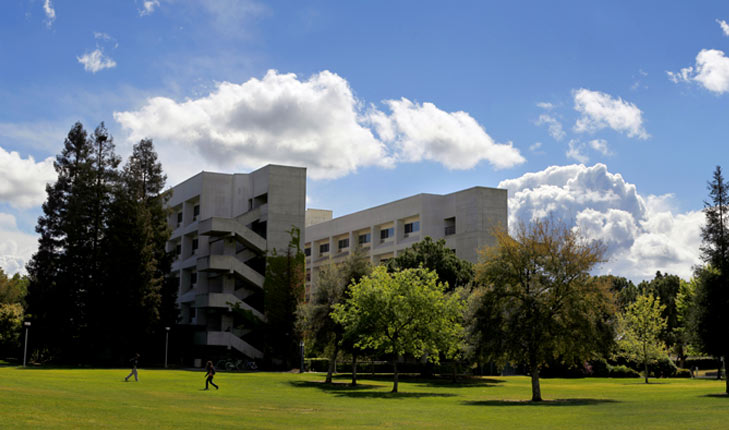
[303,186,508,299]
[166,165,306,359]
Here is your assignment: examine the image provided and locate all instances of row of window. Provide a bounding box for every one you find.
[175,204,201,227]
[306,221,423,256]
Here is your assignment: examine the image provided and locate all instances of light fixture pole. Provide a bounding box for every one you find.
[164,327,170,369]
[23,321,31,367]
[299,340,305,373]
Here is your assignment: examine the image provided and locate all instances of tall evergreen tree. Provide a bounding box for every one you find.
[696,166,729,394]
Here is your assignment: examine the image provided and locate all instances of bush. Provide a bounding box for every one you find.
[684,357,721,371]
[675,368,692,378]
[608,364,640,378]
[588,359,610,377]
[649,358,677,378]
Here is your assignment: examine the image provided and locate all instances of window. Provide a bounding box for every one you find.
[338,238,349,250]
[380,227,394,241]
[175,244,181,257]
[176,212,182,227]
[193,205,200,221]
[192,238,199,253]
[358,233,371,245]
[306,271,311,282]
[190,272,198,285]
[319,243,330,254]
[444,217,456,236]
[305,247,311,257]
[404,221,420,235]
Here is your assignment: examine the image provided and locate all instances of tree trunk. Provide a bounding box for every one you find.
[644,359,649,384]
[325,343,339,384]
[392,358,399,393]
[530,365,542,402]
[351,351,358,386]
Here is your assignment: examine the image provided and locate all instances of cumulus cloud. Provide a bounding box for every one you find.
[499,163,702,280]
[668,49,729,94]
[376,98,525,170]
[573,89,649,139]
[114,70,524,183]
[536,114,566,141]
[77,49,117,73]
[0,146,56,209]
[718,19,729,36]
[566,140,588,163]
[589,139,611,156]
[0,213,38,275]
[139,0,160,16]
[43,0,55,28]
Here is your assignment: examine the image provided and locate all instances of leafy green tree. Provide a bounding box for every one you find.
[0,269,28,306]
[387,237,473,290]
[296,247,371,383]
[696,166,729,393]
[474,219,613,401]
[0,303,23,357]
[617,294,668,384]
[637,272,682,351]
[264,227,306,368]
[595,275,638,311]
[332,266,463,393]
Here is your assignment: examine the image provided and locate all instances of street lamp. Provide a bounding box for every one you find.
[164,327,171,369]
[299,340,305,373]
[23,321,31,368]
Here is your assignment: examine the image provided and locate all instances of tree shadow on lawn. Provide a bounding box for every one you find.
[289,381,457,399]
[463,398,620,407]
[329,373,505,388]
[701,393,729,399]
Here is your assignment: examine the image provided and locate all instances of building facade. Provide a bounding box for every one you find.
[166,165,306,359]
[303,186,508,299]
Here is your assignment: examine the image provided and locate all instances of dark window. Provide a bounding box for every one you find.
[190,307,196,318]
[444,217,456,236]
[338,238,349,250]
[306,272,311,282]
[176,212,182,226]
[358,233,371,245]
[192,238,199,252]
[193,205,200,220]
[380,227,393,240]
[175,244,181,256]
[319,243,329,254]
[305,247,311,257]
[404,221,420,234]
[190,272,198,285]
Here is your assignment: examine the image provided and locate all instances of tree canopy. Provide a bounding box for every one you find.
[616,294,668,384]
[387,236,473,290]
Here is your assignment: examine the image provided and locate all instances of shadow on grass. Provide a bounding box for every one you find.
[463,398,620,407]
[328,373,504,388]
[701,393,729,399]
[620,381,669,385]
[288,380,456,399]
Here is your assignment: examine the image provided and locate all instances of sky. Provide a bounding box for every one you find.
[2,1,729,281]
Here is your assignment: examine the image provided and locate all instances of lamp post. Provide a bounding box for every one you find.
[164,327,170,369]
[23,321,31,367]
[299,340,305,373]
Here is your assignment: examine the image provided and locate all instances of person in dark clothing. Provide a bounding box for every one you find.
[204,361,218,390]
[125,353,140,382]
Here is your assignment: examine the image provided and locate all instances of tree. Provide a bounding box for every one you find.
[387,237,474,290]
[617,294,668,384]
[0,268,28,359]
[473,219,613,402]
[264,227,306,368]
[696,166,729,393]
[0,269,28,306]
[332,266,463,393]
[296,247,371,383]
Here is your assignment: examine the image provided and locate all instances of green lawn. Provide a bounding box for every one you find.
[1,367,727,429]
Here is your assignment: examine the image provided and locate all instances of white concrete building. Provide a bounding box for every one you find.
[166,165,305,359]
[303,186,507,299]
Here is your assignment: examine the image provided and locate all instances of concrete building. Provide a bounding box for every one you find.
[303,186,508,299]
[166,165,306,359]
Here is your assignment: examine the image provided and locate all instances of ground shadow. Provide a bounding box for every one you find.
[701,393,729,399]
[289,380,456,399]
[330,373,504,388]
[620,381,669,385]
[463,398,620,407]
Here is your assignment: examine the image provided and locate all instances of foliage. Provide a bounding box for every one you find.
[332,266,464,392]
[607,364,641,378]
[472,218,613,401]
[616,294,668,384]
[595,275,637,311]
[0,269,29,306]
[0,303,23,356]
[637,272,683,354]
[387,236,474,290]
[264,226,306,368]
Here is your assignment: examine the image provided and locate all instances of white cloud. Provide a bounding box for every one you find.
[0,213,38,276]
[589,138,611,156]
[43,0,55,28]
[499,163,702,280]
[0,146,56,209]
[377,98,525,170]
[537,102,554,110]
[718,19,729,36]
[139,0,160,16]
[115,70,523,183]
[536,113,566,140]
[566,140,588,163]
[668,49,729,94]
[529,142,543,152]
[573,88,649,139]
[77,49,117,73]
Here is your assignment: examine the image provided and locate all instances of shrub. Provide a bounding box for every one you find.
[684,357,721,371]
[675,368,692,378]
[588,359,610,377]
[608,364,640,378]
[649,357,677,378]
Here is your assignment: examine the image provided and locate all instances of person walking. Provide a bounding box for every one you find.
[124,353,140,382]
[204,361,218,390]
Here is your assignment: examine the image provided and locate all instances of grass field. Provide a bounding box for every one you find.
[1,366,727,429]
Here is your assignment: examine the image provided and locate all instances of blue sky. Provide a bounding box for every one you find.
[2,0,729,280]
